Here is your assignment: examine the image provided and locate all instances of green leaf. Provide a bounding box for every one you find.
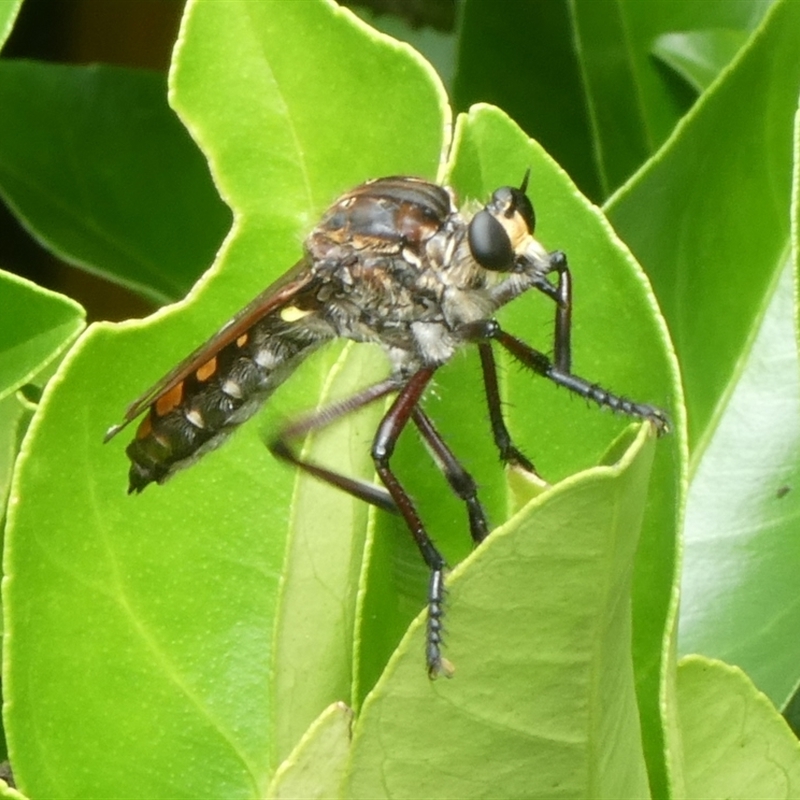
[454,0,773,200]
[677,656,800,799]
[266,702,353,800]
[0,776,28,800]
[3,1,447,797]
[0,0,22,52]
[453,0,603,200]
[606,0,800,710]
[346,425,656,799]
[652,29,751,93]
[679,262,800,706]
[271,343,388,762]
[607,0,800,455]
[0,62,230,303]
[676,96,800,706]
[570,0,772,194]
[441,105,684,798]
[0,392,31,521]
[353,7,457,92]
[0,269,85,402]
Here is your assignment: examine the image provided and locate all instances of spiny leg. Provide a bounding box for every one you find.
[411,406,489,544]
[478,342,537,474]
[463,320,670,432]
[267,375,404,513]
[371,366,452,678]
[475,250,573,474]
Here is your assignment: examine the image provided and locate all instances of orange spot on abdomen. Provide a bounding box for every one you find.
[155,382,184,417]
[196,357,218,382]
[135,414,153,440]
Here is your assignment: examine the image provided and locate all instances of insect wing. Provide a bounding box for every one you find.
[104,258,316,442]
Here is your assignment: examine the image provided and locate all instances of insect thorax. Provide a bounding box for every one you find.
[302,180,500,369]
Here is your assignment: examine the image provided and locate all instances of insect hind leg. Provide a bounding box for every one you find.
[267,375,404,513]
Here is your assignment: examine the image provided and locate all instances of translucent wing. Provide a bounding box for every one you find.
[104,258,315,442]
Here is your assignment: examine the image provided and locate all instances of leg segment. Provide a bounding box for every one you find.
[528,250,572,372]
[478,342,538,474]
[548,251,572,373]
[412,406,489,544]
[268,375,404,513]
[371,366,452,677]
[463,320,670,432]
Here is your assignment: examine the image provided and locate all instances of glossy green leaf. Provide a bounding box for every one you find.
[0,269,84,402]
[0,777,27,800]
[677,101,800,706]
[3,1,448,797]
[0,393,30,518]
[679,263,800,705]
[570,0,772,195]
[606,0,800,710]
[0,0,22,51]
[347,426,656,799]
[652,29,750,93]
[354,7,457,92]
[607,0,799,454]
[350,106,684,799]
[271,343,388,762]
[449,106,684,798]
[454,0,603,200]
[0,62,230,303]
[677,656,800,798]
[266,702,352,800]
[454,0,772,200]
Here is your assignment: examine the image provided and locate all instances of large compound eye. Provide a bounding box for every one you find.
[468,209,514,271]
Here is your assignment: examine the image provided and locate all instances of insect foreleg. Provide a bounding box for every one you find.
[477,342,538,474]
[526,251,572,373]
[463,320,670,432]
[268,375,404,513]
[548,251,572,373]
[371,366,452,678]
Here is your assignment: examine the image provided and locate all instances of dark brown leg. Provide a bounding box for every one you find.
[547,251,572,373]
[478,343,538,474]
[463,320,670,432]
[411,406,489,544]
[475,250,572,473]
[267,375,404,513]
[370,366,452,677]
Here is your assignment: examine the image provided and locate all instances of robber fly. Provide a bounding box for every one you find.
[106,174,668,677]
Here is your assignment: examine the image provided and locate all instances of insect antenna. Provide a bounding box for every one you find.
[519,168,531,194]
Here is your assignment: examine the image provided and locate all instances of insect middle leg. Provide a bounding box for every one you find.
[271,365,485,676]
[371,366,453,678]
[411,406,489,544]
[478,342,538,474]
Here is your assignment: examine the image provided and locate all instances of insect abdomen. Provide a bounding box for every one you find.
[126,316,326,493]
